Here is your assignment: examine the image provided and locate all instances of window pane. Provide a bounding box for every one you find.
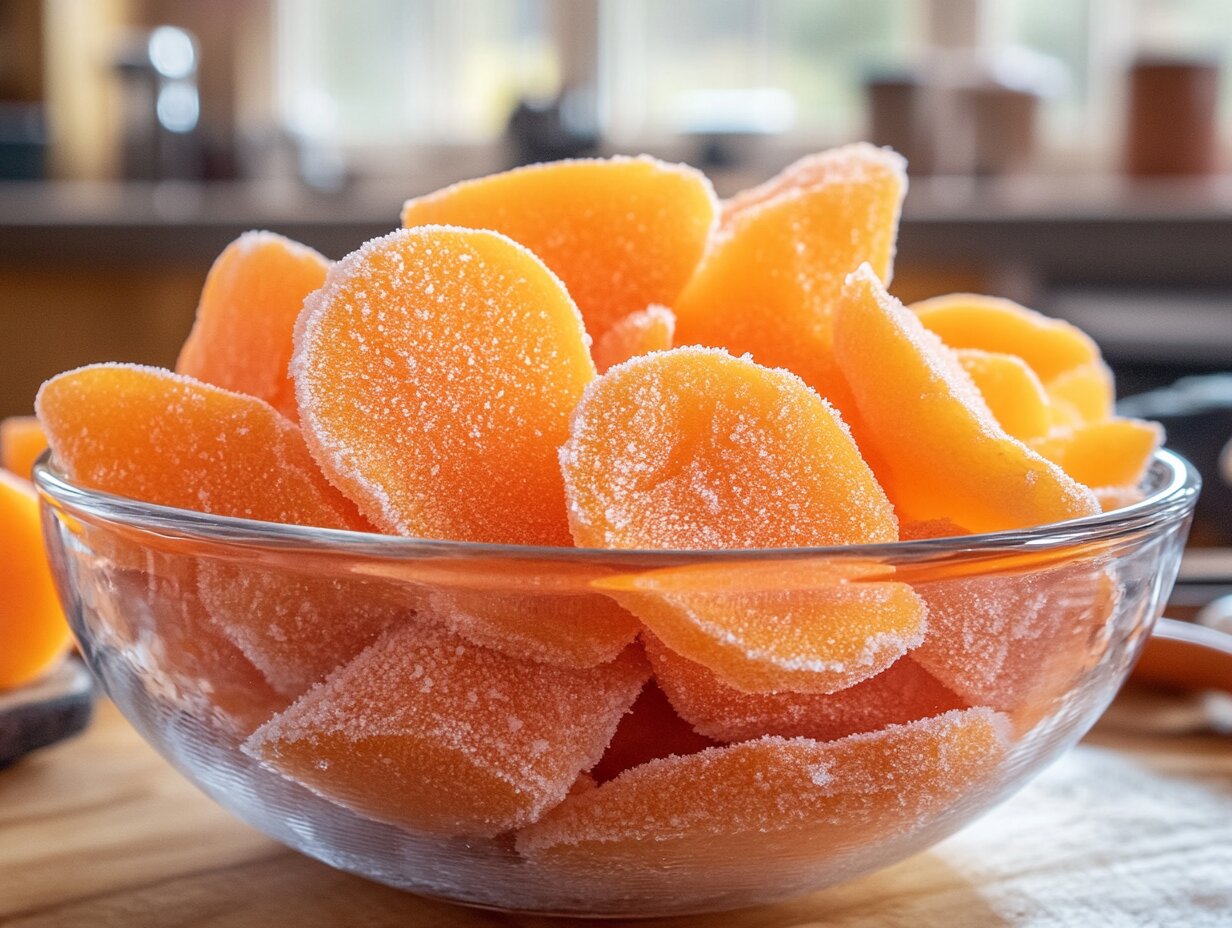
[276,0,555,145]
[601,0,917,140]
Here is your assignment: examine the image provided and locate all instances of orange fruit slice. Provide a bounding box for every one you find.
[599,561,926,694]
[911,292,1115,424]
[245,621,648,836]
[1046,361,1115,423]
[516,708,1007,869]
[36,364,367,530]
[1030,418,1162,489]
[592,304,675,373]
[911,293,1099,383]
[401,156,716,341]
[674,143,906,408]
[177,232,329,422]
[954,349,1051,442]
[293,227,593,545]
[903,518,1119,714]
[560,347,897,550]
[833,266,1100,532]
[129,564,288,734]
[0,471,72,690]
[645,633,965,743]
[1,416,49,480]
[358,555,641,669]
[197,564,411,698]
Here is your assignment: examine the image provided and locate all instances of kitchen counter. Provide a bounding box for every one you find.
[5,174,1232,287]
[1,696,1229,927]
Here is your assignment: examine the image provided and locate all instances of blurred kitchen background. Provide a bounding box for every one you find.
[0,0,1229,566]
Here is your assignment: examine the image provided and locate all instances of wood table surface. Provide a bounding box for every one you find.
[2,694,1230,928]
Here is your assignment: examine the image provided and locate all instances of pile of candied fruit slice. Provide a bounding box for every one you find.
[30,145,1162,865]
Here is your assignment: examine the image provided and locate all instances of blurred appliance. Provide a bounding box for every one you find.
[113,25,203,180]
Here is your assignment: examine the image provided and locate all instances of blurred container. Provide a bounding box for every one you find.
[969,84,1040,176]
[1125,56,1220,177]
[865,71,935,175]
[0,102,46,180]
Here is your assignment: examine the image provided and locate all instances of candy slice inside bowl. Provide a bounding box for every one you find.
[33,450,1198,918]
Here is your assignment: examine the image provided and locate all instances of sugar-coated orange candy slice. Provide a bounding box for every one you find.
[600,561,926,694]
[197,565,410,697]
[912,566,1119,715]
[561,347,898,550]
[139,566,288,733]
[1,416,49,480]
[592,304,675,373]
[177,232,329,422]
[674,144,906,406]
[293,227,593,545]
[911,293,1100,384]
[589,680,718,784]
[360,555,641,668]
[1030,418,1162,489]
[427,564,640,669]
[401,157,716,341]
[954,349,1051,442]
[516,708,1008,868]
[645,634,965,744]
[1046,361,1115,422]
[0,471,72,690]
[36,364,367,530]
[902,519,1118,713]
[834,267,1100,532]
[913,294,1116,425]
[245,621,648,836]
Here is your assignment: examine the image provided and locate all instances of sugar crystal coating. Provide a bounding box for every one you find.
[560,347,897,550]
[245,620,649,836]
[1094,484,1146,512]
[833,267,1101,532]
[674,143,906,411]
[601,561,927,694]
[198,565,413,697]
[516,708,1008,868]
[293,226,593,545]
[401,156,716,341]
[646,633,966,743]
[903,519,1120,713]
[177,232,329,422]
[36,364,368,530]
[592,304,676,373]
[360,555,640,668]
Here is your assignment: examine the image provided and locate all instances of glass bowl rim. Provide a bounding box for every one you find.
[33,448,1199,564]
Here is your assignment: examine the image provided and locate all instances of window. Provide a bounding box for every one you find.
[600,0,919,142]
[276,0,557,146]
[272,0,1232,161]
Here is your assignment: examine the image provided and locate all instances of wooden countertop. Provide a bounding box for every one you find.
[1,695,1230,927]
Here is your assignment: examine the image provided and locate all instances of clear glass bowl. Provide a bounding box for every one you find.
[35,451,1198,918]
